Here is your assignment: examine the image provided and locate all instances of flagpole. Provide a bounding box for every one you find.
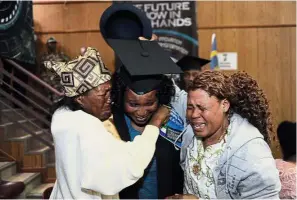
[210,33,219,70]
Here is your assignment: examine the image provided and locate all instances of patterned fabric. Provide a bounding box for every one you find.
[275,159,296,199]
[103,116,121,140]
[184,125,231,199]
[40,52,69,102]
[44,47,111,97]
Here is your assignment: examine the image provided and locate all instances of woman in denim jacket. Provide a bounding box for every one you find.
[168,71,281,199]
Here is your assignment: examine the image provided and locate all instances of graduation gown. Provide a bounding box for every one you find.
[112,107,184,199]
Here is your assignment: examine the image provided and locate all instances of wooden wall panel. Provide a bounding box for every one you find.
[33,2,112,33]
[23,154,44,168]
[197,1,296,28]
[34,1,296,32]
[198,28,259,77]
[47,166,56,179]
[199,27,296,157]
[32,1,296,157]
[36,32,115,72]
[290,29,296,121]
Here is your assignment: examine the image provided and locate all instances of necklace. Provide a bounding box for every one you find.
[217,128,228,143]
[191,122,232,176]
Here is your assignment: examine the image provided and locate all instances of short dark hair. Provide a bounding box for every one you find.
[277,121,296,161]
[51,97,82,114]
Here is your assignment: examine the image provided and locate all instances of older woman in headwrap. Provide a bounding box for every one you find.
[45,47,170,199]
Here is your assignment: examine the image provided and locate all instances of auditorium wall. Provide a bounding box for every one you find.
[33,1,296,157]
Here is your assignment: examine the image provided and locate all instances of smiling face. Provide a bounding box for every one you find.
[187,89,230,142]
[124,88,159,127]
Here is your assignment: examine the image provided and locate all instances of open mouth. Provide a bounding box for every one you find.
[135,117,148,122]
[192,122,206,132]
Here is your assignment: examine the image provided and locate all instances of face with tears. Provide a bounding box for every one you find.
[186,89,230,143]
[76,81,112,121]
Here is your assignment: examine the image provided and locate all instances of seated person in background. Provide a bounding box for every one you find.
[276,121,296,199]
[167,71,281,199]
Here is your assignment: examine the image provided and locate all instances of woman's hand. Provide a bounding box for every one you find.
[166,194,199,199]
[149,105,170,128]
[138,34,158,41]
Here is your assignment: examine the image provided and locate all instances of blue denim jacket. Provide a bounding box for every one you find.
[180,114,281,199]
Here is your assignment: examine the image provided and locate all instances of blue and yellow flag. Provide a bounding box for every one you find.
[210,33,219,70]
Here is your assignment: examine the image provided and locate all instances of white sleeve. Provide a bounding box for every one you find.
[79,115,159,195]
[171,80,188,126]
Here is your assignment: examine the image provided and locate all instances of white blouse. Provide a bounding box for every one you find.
[49,108,159,199]
[184,127,231,199]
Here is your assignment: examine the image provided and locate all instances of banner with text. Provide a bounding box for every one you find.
[131,1,198,62]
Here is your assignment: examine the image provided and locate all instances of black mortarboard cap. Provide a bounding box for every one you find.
[100,3,182,94]
[108,39,183,76]
[117,66,164,95]
[177,55,210,71]
[100,3,153,44]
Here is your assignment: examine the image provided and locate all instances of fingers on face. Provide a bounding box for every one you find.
[138,34,158,41]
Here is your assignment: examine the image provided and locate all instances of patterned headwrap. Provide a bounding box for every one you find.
[44,47,111,97]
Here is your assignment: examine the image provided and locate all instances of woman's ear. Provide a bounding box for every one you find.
[222,99,230,113]
[75,96,84,108]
